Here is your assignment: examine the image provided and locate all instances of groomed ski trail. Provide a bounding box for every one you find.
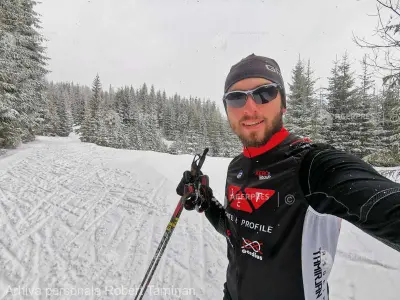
[0,135,227,300]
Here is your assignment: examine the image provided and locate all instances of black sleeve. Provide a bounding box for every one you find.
[204,161,236,237]
[204,196,227,236]
[298,144,400,252]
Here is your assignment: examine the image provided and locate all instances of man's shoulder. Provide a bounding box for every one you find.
[228,152,244,169]
[282,134,315,158]
[284,134,336,159]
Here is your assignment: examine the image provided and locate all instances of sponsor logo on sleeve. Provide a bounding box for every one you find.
[312,248,332,299]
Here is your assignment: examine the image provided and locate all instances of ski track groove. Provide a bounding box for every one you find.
[200,214,206,294]
[0,140,151,298]
[118,207,151,278]
[0,189,19,239]
[16,215,52,244]
[0,176,35,221]
[73,191,109,227]
[0,240,26,274]
[120,177,169,298]
[68,167,115,226]
[187,225,194,300]
[7,149,89,232]
[121,213,155,300]
[119,216,147,299]
[336,250,399,270]
[64,177,140,249]
[107,216,125,245]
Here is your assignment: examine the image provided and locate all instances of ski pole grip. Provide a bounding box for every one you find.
[190,148,209,178]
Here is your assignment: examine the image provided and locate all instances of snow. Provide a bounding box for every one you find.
[0,134,399,300]
[161,138,174,149]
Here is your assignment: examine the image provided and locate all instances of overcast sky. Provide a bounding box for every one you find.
[37,0,381,112]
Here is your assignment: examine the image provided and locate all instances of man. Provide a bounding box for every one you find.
[176,54,400,300]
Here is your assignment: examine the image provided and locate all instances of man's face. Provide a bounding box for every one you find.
[226,78,284,148]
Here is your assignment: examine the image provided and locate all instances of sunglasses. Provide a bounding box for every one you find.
[223,83,282,108]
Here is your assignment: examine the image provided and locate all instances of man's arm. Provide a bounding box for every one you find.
[204,197,227,236]
[298,144,400,252]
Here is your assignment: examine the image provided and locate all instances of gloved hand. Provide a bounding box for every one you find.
[176,170,213,213]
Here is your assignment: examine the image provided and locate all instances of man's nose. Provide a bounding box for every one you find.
[242,94,259,115]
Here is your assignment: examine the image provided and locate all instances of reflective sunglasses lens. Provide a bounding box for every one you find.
[252,85,279,104]
[225,92,247,108]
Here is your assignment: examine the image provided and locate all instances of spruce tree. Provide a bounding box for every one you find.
[15,0,48,142]
[0,0,48,147]
[304,59,320,141]
[56,90,73,137]
[326,53,358,153]
[74,84,86,126]
[80,74,102,144]
[382,85,400,158]
[286,56,307,135]
[285,57,317,139]
[38,83,59,136]
[357,55,378,157]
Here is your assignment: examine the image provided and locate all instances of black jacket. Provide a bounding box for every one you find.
[204,127,400,300]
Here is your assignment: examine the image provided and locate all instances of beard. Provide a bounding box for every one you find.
[229,110,283,148]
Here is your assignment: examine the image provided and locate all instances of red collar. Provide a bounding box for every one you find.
[243,127,289,158]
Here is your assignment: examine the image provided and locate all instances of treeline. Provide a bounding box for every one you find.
[284,53,400,166]
[43,77,243,157]
[42,50,400,165]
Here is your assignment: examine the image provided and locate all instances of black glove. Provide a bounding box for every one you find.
[176,170,201,196]
[176,170,213,213]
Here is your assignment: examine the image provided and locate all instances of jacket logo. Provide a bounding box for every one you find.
[228,185,275,213]
[237,170,243,179]
[255,170,271,180]
[241,237,263,260]
[313,248,332,298]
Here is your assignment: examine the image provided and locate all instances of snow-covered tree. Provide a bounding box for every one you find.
[285,56,307,134]
[285,57,318,139]
[72,83,86,126]
[326,53,358,154]
[0,0,48,147]
[357,55,379,157]
[56,90,73,137]
[382,85,400,153]
[80,74,103,143]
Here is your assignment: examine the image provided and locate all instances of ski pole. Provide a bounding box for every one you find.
[134,148,209,300]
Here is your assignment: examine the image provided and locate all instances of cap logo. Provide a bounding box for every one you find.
[265,64,281,77]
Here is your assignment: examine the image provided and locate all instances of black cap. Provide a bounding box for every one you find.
[224,53,286,108]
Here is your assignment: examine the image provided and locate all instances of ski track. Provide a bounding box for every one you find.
[336,250,399,271]
[0,136,399,300]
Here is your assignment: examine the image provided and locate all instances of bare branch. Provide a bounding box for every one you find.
[353,0,400,85]
[376,0,400,17]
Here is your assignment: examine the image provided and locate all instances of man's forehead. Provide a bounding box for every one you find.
[228,78,273,92]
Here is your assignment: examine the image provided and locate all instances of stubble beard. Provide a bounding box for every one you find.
[230,111,283,148]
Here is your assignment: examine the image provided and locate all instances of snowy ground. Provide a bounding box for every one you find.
[0,134,399,300]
